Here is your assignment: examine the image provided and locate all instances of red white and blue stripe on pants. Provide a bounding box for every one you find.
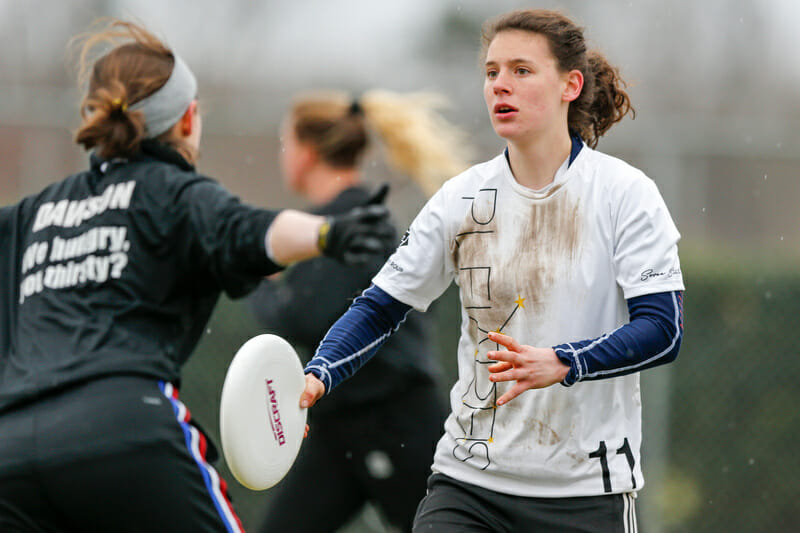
[159,381,244,533]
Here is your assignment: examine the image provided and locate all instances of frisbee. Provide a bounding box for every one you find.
[219,334,307,490]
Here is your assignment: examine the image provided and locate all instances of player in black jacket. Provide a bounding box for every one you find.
[0,20,394,533]
[250,89,470,532]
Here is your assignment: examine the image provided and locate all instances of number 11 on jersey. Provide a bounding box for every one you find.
[589,438,636,493]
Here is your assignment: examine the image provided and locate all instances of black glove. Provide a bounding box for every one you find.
[318,184,396,266]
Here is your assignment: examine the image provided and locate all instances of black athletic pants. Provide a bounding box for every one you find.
[0,376,242,533]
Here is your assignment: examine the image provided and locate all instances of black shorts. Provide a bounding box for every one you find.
[0,375,242,533]
[413,473,638,533]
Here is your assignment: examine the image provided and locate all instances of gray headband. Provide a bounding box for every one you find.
[130,54,197,138]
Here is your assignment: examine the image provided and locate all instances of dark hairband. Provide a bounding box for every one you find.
[348,98,363,116]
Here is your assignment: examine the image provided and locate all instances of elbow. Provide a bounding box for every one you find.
[663,346,679,365]
[662,329,682,365]
[651,304,683,366]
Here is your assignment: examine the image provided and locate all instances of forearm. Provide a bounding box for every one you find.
[554,291,684,386]
[265,210,325,266]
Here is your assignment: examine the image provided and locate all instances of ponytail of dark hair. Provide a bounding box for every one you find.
[75,74,147,158]
[570,51,635,148]
[71,19,174,159]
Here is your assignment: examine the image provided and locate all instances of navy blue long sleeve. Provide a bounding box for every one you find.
[554,291,684,386]
[307,287,683,393]
[305,284,411,393]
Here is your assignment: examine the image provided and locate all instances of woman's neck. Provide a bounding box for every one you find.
[301,165,361,205]
[506,131,572,191]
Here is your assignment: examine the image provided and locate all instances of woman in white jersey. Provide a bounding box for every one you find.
[299,9,685,532]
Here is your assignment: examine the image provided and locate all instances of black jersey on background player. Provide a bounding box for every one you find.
[250,186,443,410]
[250,188,448,533]
[248,86,469,532]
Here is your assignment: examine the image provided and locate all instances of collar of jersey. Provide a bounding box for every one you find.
[502,134,585,200]
[90,139,195,175]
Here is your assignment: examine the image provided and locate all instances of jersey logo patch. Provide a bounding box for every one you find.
[399,229,410,247]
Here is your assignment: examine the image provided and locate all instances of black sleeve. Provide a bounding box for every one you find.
[0,205,11,246]
[178,178,283,299]
[0,205,15,356]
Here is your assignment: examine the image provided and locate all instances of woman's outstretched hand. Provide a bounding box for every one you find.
[299,373,325,439]
[486,331,570,406]
[300,373,325,409]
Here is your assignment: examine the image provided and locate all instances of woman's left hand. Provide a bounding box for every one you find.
[486,331,570,406]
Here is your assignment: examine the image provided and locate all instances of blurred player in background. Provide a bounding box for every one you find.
[299,9,685,532]
[249,89,469,532]
[0,19,395,532]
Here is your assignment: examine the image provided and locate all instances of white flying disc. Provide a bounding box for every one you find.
[219,334,307,490]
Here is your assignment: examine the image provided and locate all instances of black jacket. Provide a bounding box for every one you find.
[0,141,281,413]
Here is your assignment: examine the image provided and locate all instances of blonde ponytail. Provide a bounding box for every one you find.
[290,89,471,198]
[360,90,470,197]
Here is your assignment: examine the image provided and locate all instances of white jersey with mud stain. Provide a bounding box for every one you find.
[372,143,684,497]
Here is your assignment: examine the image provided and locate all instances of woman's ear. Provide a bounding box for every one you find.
[179,100,198,137]
[295,141,318,175]
[563,69,584,103]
